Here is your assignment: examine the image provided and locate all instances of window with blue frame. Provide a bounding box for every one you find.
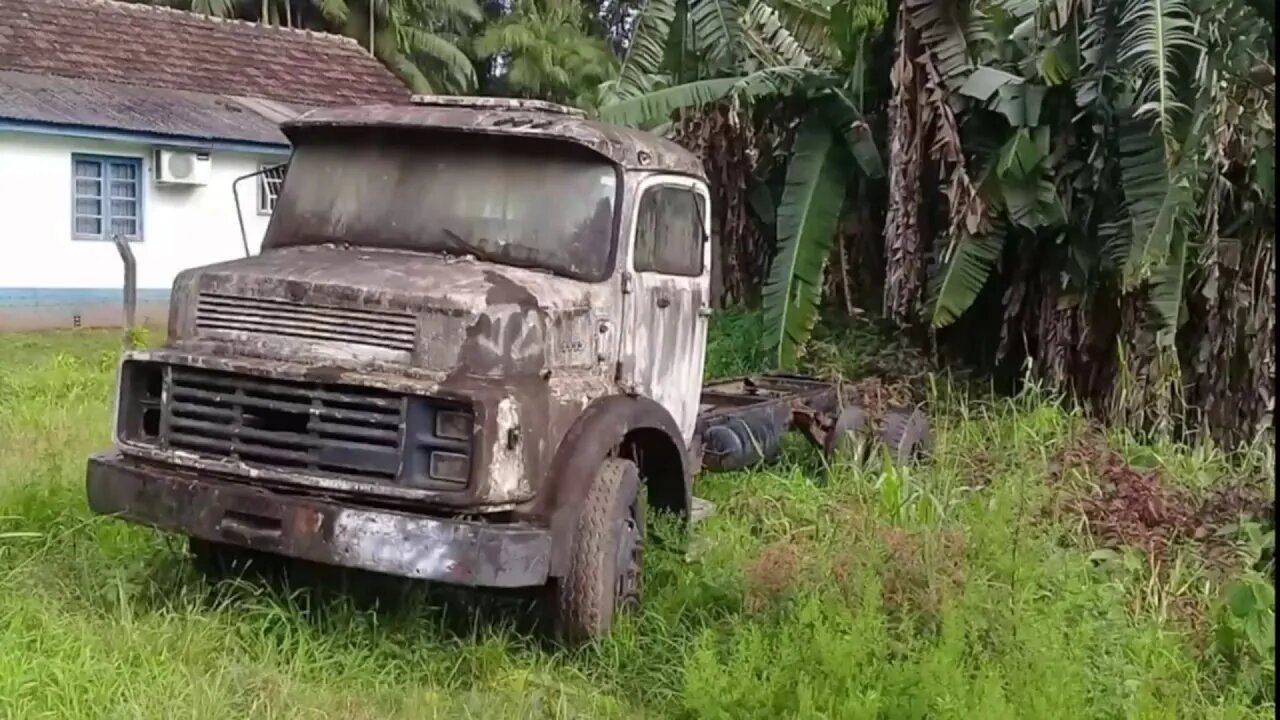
[72,154,142,241]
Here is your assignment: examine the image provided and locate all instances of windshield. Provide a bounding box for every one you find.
[262,132,620,281]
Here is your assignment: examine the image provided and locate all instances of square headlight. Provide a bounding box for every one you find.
[435,409,473,441]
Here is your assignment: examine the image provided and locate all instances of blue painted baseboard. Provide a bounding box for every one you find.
[0,288,171,307]
[0,288,172,330]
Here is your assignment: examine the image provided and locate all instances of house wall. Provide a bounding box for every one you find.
[0,131,288,330]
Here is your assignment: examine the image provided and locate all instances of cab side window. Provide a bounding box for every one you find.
[633,185,705,276]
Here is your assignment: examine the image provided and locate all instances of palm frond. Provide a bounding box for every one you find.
[1117,123,1186,286]
[381,47,436,93]
[928,232,1006,328]
[768,0,836,60]
[1076,0,1125,108]
[400,25,477,91]
[614,0,680,98]
[406,0,483,23]
[598,66,826,126]
[823,89,885,177]
[1148,230,1188,342]
[903,0,974,91]
[1117,99,1207,291]
[314,0,350,23]
[1116,0,1201,157]
[689,0,743,69]
[740,0,813,69]
[761,116,848,368]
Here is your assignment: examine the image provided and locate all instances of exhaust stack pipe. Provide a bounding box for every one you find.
[113,233,136,349]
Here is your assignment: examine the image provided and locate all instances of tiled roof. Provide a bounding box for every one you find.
[0,70,296,147]
[0,0,411,107]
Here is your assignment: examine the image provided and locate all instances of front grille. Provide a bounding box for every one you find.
[161,366,405,482]
[195,292,417,353]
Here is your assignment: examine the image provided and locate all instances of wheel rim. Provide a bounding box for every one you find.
[614,496,642,611]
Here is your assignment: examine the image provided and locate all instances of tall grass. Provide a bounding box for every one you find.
[0,324,1272,719]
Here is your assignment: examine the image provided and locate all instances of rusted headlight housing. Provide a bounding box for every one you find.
[401,399,474,490]
[115,360,164,444]
[434,410,472,441]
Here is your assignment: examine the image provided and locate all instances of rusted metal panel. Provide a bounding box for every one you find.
[616,176,713,445]
[114,348,614,511]
[86,451,551,587]
[194,292,419,354]
[283,104,707,178]
[694,374,844,472]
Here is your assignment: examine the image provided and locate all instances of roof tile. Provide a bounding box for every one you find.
[0,0,411,107]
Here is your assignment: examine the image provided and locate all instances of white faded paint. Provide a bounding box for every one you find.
[619,174,712,445]
[329,510,552,587]
[0,130,284,329]
[488,396,524,499]
[473,306,546,366]
[333,512,456,578]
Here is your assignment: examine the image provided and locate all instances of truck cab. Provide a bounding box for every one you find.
[86,96,713,642]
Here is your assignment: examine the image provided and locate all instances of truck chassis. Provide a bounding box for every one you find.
[695,372,929,475]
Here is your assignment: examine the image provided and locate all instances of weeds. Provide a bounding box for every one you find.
[0,325,1273,718]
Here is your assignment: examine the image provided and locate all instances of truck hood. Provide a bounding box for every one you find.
[168,245,616,374]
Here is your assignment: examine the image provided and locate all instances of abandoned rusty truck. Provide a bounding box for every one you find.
[84,96,928,643]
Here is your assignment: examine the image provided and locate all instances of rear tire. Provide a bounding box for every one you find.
[825,403,871,464]
[551,457,644,645]
[879,406,931,465]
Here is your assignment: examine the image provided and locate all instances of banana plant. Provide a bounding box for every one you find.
[598,0,889,367]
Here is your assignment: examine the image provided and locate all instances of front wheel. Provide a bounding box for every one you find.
[550,457,644,644]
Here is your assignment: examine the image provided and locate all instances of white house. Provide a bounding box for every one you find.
[0,0,411,330]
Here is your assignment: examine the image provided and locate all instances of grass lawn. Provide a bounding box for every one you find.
[0,321,1273,719]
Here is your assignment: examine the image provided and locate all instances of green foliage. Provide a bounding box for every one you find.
[474,0,617,108]
[928,232,1006,328]
[0,330,1273,717]
[597,66,823,126]
[599,0,888,365]
[608,0,680,98]
[873,0,1275,448]
[1212,522,1276,702]
[149,0,484,93]
[689,0,744,70]
[761,116,848,366]
[1116,0,1200,154]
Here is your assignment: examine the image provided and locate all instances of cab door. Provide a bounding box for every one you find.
[620,175,712,447]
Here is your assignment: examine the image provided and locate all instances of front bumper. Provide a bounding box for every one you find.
[85,452,552,588]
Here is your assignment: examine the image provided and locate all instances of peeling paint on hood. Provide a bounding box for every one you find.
[169,245,617,375]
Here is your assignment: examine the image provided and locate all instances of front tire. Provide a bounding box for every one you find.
[552,457,644,644]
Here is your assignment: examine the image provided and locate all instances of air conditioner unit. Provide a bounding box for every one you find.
[154,149,211,186]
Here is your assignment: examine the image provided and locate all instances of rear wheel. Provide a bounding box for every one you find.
[551,457,644,644]
[879,406,931,465]
[825,403,871,464]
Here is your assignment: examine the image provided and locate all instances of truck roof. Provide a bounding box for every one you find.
[281,95,707,180]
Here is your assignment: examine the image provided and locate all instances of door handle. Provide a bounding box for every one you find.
[656,295,671,309]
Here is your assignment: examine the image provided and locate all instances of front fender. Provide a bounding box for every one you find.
[542,394,690,577]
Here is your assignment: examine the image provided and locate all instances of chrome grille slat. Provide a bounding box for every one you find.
[169,386,399,425]
[168,417,398,450]
[196,317,416,342]
[169,367,403,410]
[199,293,416,324]
[195,292,417,352]
[161,366,405,481]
